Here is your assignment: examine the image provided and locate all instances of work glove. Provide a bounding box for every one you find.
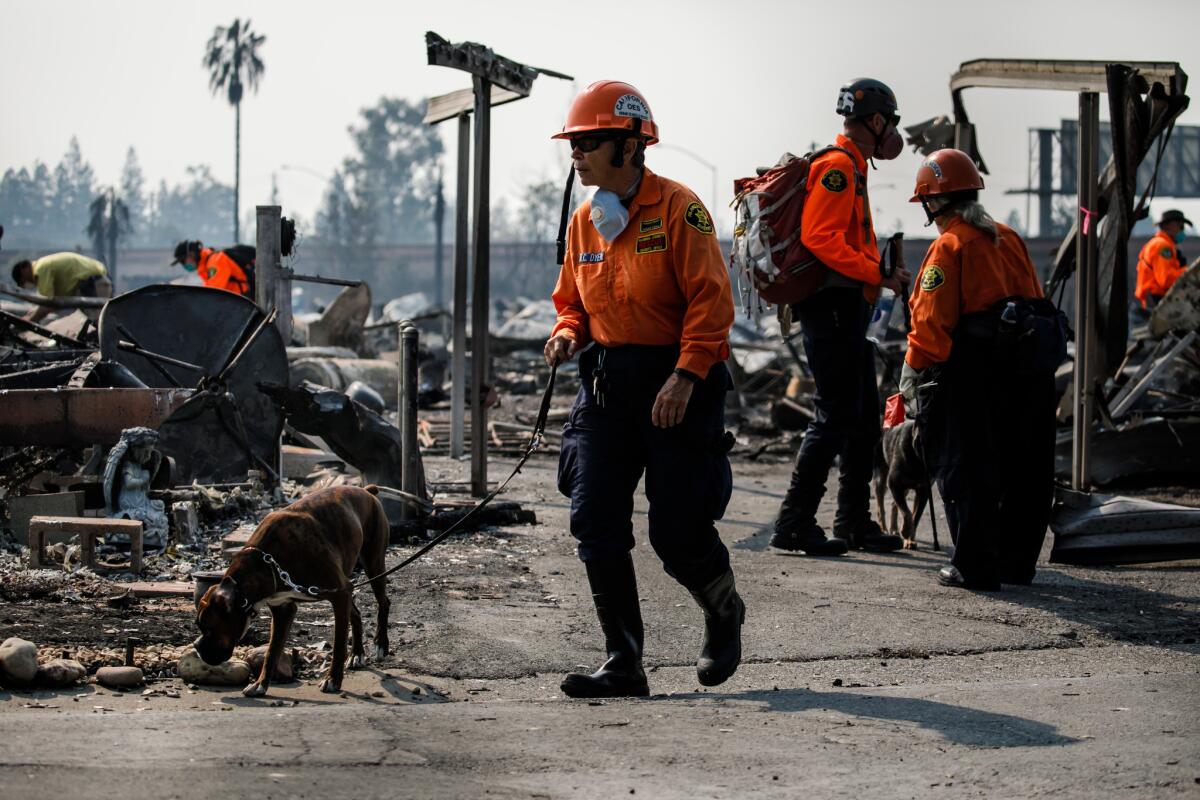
[899,362,923,418]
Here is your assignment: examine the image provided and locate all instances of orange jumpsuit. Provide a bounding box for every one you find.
[552,168,735,589]
[551,168,733,378]
[906,218,1043,370]
[801,134,881,302]
[198,248,252,296]
[1134,230,1186,308]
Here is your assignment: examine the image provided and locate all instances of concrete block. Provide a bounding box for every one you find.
[8,492,84,545]
[28,516,143,574]
[170,501,199,543]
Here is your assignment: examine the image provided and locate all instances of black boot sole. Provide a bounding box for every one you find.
[560,674,650,698]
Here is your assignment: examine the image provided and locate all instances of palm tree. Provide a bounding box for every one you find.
[203,18,266,243]
[87,187,131,287]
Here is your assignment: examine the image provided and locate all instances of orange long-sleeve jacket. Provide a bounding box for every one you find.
[1134,230,1186,307]
[905,217,1043,370]
[198,248,251,296]
[801,134,881,303]
[551,169,734,378]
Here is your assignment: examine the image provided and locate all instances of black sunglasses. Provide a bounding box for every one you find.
[569,134,619,153]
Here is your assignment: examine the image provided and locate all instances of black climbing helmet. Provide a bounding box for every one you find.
[836,78,900,123]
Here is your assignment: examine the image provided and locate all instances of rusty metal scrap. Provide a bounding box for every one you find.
[0,387,194,447]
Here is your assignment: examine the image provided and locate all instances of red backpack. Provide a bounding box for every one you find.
[730,146,861,310]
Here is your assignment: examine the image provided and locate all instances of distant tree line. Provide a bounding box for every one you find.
[0,138,234,252]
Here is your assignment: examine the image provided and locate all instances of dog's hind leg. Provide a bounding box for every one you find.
[244,601,297,698]
[890,481,915,548]
[320,592,352,693]
[348,598,366,669]
[912,489,929,545]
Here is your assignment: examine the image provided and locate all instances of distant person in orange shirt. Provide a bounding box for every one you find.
[902,149,1063,591]
[1131,209,1191,329]
[544,81,742,698]
[171,240,255,297]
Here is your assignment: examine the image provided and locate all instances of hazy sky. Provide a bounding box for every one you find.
[5,0,1200,240]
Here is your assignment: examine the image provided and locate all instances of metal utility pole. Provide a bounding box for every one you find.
[424,31,572,496]
[1071,92,1100,490]
[468,74,493,495]
[255,204,282,321]
[452,115,471,460]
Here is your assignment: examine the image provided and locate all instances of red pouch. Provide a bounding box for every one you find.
[883,392,906,429]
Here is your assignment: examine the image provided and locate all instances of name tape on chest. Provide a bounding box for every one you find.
[578,251,605,264]
[635,232,668,254]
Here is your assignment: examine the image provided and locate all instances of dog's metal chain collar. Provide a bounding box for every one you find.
[240,546,329,597]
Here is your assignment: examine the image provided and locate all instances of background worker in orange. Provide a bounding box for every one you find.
[172,240,254,296]
[770,78,911,557]
[544,81,744,698]
[1131,209,1191,326]
[902,148,1061,590]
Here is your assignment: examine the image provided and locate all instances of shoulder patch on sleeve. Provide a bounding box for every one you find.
[820,169,848,193]
[1161,246,1174,259]
[684,202,714,235]
[919,265,946,293]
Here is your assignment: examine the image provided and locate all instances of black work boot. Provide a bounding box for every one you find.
[689,569,746,687]
[769,523,849,556]
[835,518,903,553]
[561,554,649,699]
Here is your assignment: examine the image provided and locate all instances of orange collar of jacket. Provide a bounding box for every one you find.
[626,169,663,216]
[1151,230,1176,249]
[834,134,869,174]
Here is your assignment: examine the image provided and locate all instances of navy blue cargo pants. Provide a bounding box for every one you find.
[776,287,881,533]
[921,343,1057,585]
[557,344,733,592]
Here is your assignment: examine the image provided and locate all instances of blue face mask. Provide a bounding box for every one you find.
[590,189,629,242]
[1174,229,1188,244]
[181,262,198,273]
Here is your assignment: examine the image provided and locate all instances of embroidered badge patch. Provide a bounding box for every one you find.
[640,216,663,233]
[1161,247,1174,259]
[821,169,848,193]
[635,232,668,254]
[578,252,605,264]
[684,202,714,235]
[920,265,946,293]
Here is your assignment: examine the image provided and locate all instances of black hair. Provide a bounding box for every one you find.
[11,259,32,284]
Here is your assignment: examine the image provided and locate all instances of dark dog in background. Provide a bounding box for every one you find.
[874,419,932,549]
[194,484,391,696]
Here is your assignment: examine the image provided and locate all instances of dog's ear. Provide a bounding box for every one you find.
[212,580,238,613]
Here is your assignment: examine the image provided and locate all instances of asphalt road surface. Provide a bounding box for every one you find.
[2,458,1197,799]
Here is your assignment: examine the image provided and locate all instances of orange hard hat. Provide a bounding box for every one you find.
[552,80,659,145]
[909,148,984,201]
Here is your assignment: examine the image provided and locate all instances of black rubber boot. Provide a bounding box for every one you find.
[561,554,649,699]
[835,518,903,553]
[769,523,849,556]
[689,569,746,687]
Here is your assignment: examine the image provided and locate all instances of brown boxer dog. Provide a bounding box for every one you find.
[194,484,391,696]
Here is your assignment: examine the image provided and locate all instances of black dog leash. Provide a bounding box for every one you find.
[351,364,558,589]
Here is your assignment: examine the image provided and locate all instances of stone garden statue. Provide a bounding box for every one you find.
[103,427,168,549]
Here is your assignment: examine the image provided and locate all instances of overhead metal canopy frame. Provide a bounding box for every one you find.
[946,58,1188,491]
